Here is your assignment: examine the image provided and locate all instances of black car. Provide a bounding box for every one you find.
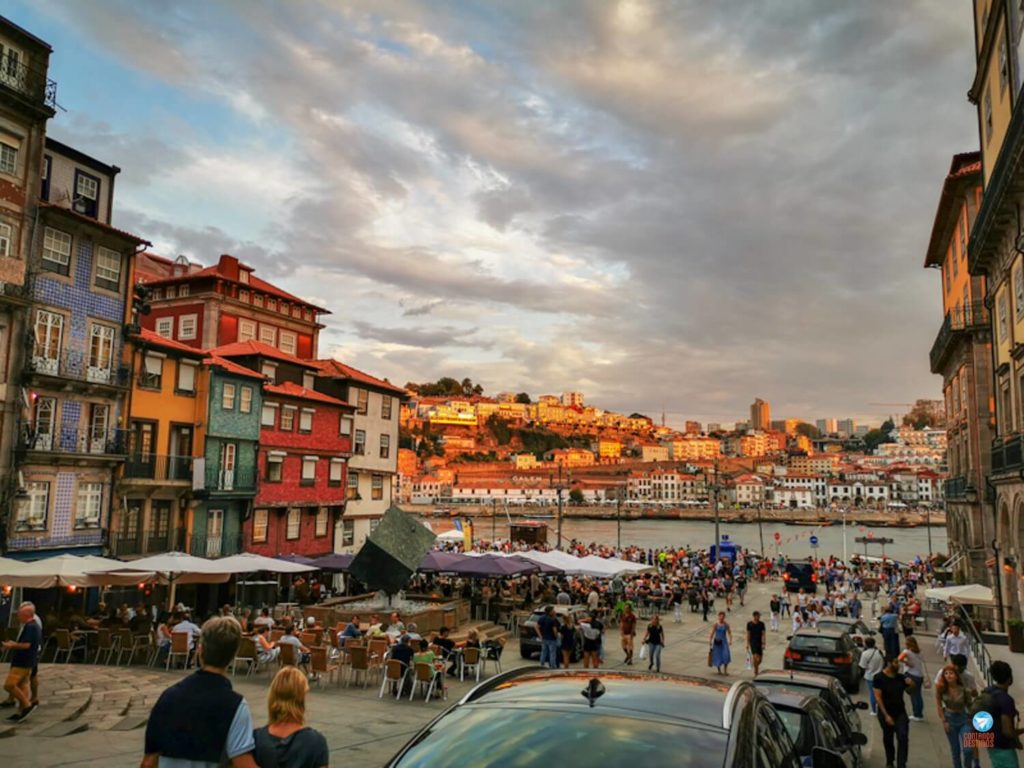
[384,669,852,768]
[754,671,869,763]
[815,617,875,648]
[765,690,866,768]
[783,629,862,692]
[518,605,589,661]
[783,561,818,593]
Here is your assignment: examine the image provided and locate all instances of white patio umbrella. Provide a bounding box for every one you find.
[0,554,151,589]
[85,551,233,609]
[213,553,317,574]
[924,583,994,606]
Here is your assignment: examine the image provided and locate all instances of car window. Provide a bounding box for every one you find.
[756,707,800,768]
[817,713,843,751]
[773,709,811,755]
[391,705,729,767]
[790,636,841,652]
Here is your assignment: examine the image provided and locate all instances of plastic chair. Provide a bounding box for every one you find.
[310,646,339,687]
[116,629,148,665]
[483,641,503,675]
[166,632,191,670]
[278,642,298,667]
[379,659,409,699]
[232,637,258,677]
[53,629,88,663]
[460,646,482,682]
[347,645,371,688]
[94,628,119,664]
[410,662,445,702]
[368,638,389,674]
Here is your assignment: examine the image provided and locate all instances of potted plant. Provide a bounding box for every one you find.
[1008,618,1024,653]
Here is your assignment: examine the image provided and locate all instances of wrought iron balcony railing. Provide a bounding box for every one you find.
[188,532,243,559]
[991,434,1024,475]
[929,302,989,373]
[0,53,57,110]
[944,476,967,500]
[25,349,130,388]
[202,465,257,493]
[110,530,181,557]
[19,425,128,457]
[122,454,194,482]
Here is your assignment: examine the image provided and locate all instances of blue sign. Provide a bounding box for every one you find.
[809,535,819,548]
[973,711,994,733]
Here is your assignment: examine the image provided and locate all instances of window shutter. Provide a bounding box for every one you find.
[144,355,163,376]
[178,362,196,392]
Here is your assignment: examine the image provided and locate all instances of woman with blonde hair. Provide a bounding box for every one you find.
[253,667,329,768]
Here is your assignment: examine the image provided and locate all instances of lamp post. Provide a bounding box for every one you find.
[965,481,1005,632]
[756,501,765,556]
[711,459,721,561]
[616,486,624,552]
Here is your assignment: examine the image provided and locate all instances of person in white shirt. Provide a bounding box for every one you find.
[858,637,885,715]
[172,614,202,652]
[253,609,275,630]
[792,609,804,633]
[587,588,600,612]
[942,623,970,660]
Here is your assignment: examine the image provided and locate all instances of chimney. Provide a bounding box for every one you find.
[218,254,240,280]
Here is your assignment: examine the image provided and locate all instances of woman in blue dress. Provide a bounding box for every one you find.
[708,611,732,675]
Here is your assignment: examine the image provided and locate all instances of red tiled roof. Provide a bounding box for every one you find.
[211,340,319,368]
[134,328,206,357]
[204,355,267,381]
[264,381,352,408]
[313,358,406,395]
[40,202,151,245]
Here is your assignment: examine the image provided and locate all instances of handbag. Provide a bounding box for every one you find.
[707,649,713,667]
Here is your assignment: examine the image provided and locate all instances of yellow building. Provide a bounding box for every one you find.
[594,439,622,459]
[513,453,539,469]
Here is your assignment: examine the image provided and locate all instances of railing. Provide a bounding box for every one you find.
[6,531,104,551]
[203,465,257,493]
[122,454,194,482]
[19,425,128,457]
[944,476,968,500]
[991,434,1024,474]
[0,280,30,301]
[189,532,243,558]
[929,302,990,373]
[0,52,58,110]
[955,602,994,688]
[110,530,179,557]
[25,349,130,387]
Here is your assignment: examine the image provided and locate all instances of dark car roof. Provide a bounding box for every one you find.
[790,628,847,640]
[462,669,734,729]
[755,670,842,690]
[816,617,861,627]
[763,690,819,711]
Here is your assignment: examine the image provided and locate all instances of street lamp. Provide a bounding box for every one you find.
[964,482,1005,632]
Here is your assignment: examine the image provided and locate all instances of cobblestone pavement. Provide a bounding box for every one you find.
[0,579,995,767]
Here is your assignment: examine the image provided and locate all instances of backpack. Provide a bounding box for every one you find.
[968,686,998,722]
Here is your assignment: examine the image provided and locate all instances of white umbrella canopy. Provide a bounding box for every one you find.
[213,553,317,574]
[0,554,150,588]
[924,583,994,606]
[85,551,234,610]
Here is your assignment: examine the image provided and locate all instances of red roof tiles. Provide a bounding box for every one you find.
[314,358,406,395]
[212,340,320,368]
[264,381,352,408]
[134,328,206,357]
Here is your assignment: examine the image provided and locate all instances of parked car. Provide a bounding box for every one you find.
[783,561,818,593]
[815,617,875,648]
[764,689,866,768]
[754,671,869,764]
[518,605,589,661]
[783,629,862,692]
[384,668,852,768]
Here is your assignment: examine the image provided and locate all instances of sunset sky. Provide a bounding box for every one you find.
[10,1,977,426]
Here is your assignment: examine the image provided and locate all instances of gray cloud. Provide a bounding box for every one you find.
[350,320,485,349]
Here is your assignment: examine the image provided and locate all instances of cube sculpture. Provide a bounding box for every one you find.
[349,506,437,595]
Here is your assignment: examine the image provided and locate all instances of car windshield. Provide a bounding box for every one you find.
[391,705,728,767]
[790,636,842,652]
[774,709,811,755]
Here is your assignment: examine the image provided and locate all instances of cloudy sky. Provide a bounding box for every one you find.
[12,1,977,427]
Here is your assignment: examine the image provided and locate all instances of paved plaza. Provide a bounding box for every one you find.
[0,579,1000,767]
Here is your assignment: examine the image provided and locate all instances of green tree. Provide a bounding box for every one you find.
[569,488,585,505]
[794,422,821,439]
[486,413,512,445]
[515,392,532,404]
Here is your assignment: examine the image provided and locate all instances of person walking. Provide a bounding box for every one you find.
[535,605,560,670]
[983,660,1023,768]
[942,623,970,661]
[859,637,885,715]
[700,587,712,622]
[1,601,41,713]
[708,612,732,675]
[746,611,766,676]
[935,662,976,768]
[880,606,901,659]
[253,667,329,768]
[899,635,929,721]
[874,653,916,768]
[559,615,576,669]
[642,615,665,673]
[769,595,781,632]
[619,603,637,665]
[142,617,256,768]
[2,603,41,723]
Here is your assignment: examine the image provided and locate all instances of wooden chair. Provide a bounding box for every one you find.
[270,628,284,642]
[410,662,445,702]
[367,638,389,674]
[53,629,88,664]
[232,637,258,677]
[94,628,119,664]
[166,632,190,670]
[310,646,339,687]
[278,642,298,667]
[460,646,482,682]
[379,658,409,699]
[300,631,318,648]
[347,645,371,688]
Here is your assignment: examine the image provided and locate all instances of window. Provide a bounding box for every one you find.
[944,255,952,293]
[222,382,236,410]
[32,310,63,370]
[267,298,277,312]
[286,508,301,540]
[0,221,11,258]
[329,459,344,487]
[252,508,269,543]
[356,388,368,414]
[239,289,250,303]
[155,317,173,339]
[177,361,197,393]
[354,429,366,455]
[380,433,390,459]
[87,324,115,381]
[280,406,296,431]
[302,457,317,485]
[999,294,1009,340]
[1000,38,1009,93]
[0,141,15,174]
[315,508,329,537]
[253,294,264,308]
[17,482,49,531]
[42,227,71,275]
[261,403,277,427]
[302,371,314,389]
[261,361,277,380]
[75,482,103,528]
[141,353,163,389]
[240,386,253,413]
[95,247,122,291]
[371,474,384,500]
[382,395,393,420]
[239,270,250,284]
[277,330,297,355]
[178,284,189,297]
[1016,266,1024,320]
[986,88,994,142]
[178,314,197,341]
[238,319,256,342]
[340,416,353,436]
[166,285,177,299]
[259,325,276,346]
[304,309,312,321]
[40,155,50,200]
[265,453,284,482]
[347,472,360,500]
[73,171,100,218]
[341,519,354,547]
[292,306,302,318]
[952,246,958,277]
[299,409,314,433]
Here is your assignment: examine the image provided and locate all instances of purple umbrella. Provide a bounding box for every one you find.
[418,551,468,573]
[277,554,317,565]
[450,554,540,578]
[509,555,562,575]
[311,553,354,572]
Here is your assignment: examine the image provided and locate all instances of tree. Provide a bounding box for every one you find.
[472,383,484,396]
[515,392,531,404]
[569,488,585,505]
[486,413,512,445]
[794,422,821,439]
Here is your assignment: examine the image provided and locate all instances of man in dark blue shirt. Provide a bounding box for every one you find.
[986,660,1023,767]
[2,604,41,722]
[536,606,560,669]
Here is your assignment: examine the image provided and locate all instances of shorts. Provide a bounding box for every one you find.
[750,646,763,656]
[5,667,31,688]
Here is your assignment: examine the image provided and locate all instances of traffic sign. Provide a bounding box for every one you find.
[809,535,819,548]
[773,532,781,542]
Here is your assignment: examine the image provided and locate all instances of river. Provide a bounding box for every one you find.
[435,517,947,563]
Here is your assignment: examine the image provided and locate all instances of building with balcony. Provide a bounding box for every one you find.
[10,140,148,558]
[314,358,404,553]
[0,17,55,552]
